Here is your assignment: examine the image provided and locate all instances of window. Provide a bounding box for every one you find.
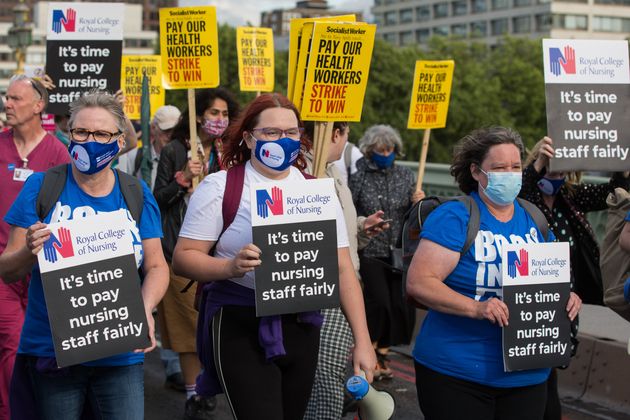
[385,11,398,25]
[514,0,531,6]
[401,31,414,44]
[452,0,468,15]
[470,21,488,36]
[593,16,630,31]
[383,33,397,44]
[434,3,449,18]
[512,16,531,33]
[536,13,552,31]
[416,28,431,43]
[451,24,468,37]
[553,14,587,30]
[491,18,509,34]
[595,0,630,4]
[492,0,509,9]
[416,6,431,21]
[472,0,487,13]
[433,25,449,36]
[400,8,413,23]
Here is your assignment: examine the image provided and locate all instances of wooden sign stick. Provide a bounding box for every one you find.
[187,88,201,189]
[416,128,431,191]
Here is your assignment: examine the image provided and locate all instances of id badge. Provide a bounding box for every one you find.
[13,168,34,182]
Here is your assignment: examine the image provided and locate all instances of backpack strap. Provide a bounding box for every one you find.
[516,197,550,242]
[456,195,480,255]
[343,143,353,177]
[115,169,144,224]
[133,148,144,178]
[36,164,69,221]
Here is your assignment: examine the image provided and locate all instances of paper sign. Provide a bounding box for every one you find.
[543,39,630,171]
[407,60,454,129]
[159,6,219,89]
[236,27,274,92]
[120,56,165,120]
[250,179,339,317]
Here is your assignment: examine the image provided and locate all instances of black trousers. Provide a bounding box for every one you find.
[212,306,320,420]
[415,362,547,420]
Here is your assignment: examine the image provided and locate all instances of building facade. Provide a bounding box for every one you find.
[372,0,630,46]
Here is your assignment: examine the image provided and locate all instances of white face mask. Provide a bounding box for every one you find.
[479,169,522,206]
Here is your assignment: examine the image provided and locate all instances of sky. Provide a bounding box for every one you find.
[181,1,373,27]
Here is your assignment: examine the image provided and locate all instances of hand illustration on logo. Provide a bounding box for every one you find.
[43,235,59,263]
[549,48,564,76]
[267,187,283,216]
[560,46,575,74]
[256,190,272,218]
[507,249,529,279]
[256,187,284,219]
[42,227,74,263]
[51,10,64,34]
[51,8,76,34]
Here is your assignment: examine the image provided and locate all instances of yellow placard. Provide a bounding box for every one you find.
[291,22,314,112]
[159,6,219,89]
[288,14,355,100]
[300,22,376,122]
[236,27,274,92]
[120,55,164,120]
[407,60,455,129]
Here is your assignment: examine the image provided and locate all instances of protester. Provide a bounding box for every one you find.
[0,74,70,420]
[349,124,423,379]
[53,114,70,146]
[0,91,168,419]
[406,126,582,420]
[153,87,239,419]
[117,105,181,189]
[171,93,375,420]
[332,141,363,183]
[303,121,386,420]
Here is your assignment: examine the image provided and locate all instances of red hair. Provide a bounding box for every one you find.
[221,93,312,170]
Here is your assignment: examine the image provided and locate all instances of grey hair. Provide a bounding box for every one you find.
[9,74,48,108]
[68,91,126,133]
[358,124,404,156]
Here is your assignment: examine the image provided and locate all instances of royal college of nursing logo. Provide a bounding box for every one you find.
[51,8,77,34]
[255,186,284,219]
[507,249,529,279]
[549,45,576,76]
[43,227,75,263]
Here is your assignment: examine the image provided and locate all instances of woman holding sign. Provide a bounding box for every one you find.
[172,93,375,420]
[406,127,582,420]
[0,91,168,420]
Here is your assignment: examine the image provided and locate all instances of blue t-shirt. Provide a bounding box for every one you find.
[412,192,555,388]
[625,211,630,222]
[4,165,162,367]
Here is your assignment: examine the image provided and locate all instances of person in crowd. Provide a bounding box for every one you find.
[406,126,582,420]
[302,121,386,420]
[519,135,629,419]
[332,140,363,184]
[349,124,423,379]
[0,91,168,419]
[153,87,239,419]
[171,93,375,420]
[0,74,70,420]
[117,105,181,189]
[622,212,630,253]
[53,114,70,146]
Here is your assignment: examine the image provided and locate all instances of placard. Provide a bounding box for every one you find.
[236,27,274,92]
[159,6,220,89]
[120,55,164,120]
[407,60,454,129]
[502,242,571,371]
[251,179,339,316]
[45,2,124,115]
[38,210,148,367]
[543,39,630,171]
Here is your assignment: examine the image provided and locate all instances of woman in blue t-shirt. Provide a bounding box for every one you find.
[406,127,582,420]
[0,91,168,419]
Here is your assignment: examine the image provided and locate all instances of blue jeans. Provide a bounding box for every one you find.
[26,359,144,420]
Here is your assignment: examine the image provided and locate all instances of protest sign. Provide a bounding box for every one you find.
[543,39,630,171]
[236,27,274,92]
[407,61,454,129]
[251,179,340,317]
[300,22,376,122]
[120,56,164,120]
[288,15,355,100]
[502,242,571,371]
[45,2,124,115]
[159,6,219,89]
[291,22,315,111]
[38,210,148,367]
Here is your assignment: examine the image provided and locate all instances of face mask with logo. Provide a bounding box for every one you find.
[254,136,301,172]
[537,176,565,196]
[479,169,522,206]
[371,152,395,169]
[69,140,120,175]
[202,118,228,137]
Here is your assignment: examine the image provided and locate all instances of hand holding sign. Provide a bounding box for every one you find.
[26,222,51,256]
[229,243,262,278]
[476,297,509,327]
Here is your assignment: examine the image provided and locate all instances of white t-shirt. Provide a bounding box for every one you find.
[332,142,362,182]
[179,161,350,289]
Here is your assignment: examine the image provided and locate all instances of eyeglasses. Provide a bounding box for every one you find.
[252,127,304,140]
[70,128,122,144]
[9,74,46,101]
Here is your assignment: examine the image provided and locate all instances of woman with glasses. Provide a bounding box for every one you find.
[0,91,168,419]
[172,93,375,420]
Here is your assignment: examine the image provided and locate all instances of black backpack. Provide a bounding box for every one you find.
[399,195,550,305]
[35,164,144,223]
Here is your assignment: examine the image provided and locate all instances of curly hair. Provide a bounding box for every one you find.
[451,126,524,194]
[221,93,311,170]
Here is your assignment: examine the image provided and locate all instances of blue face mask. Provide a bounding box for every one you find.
[69,140,120,175]
[254,136,301,171]
[537,177,565,196]
[371,152,395,169]
[480,169,522,206]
